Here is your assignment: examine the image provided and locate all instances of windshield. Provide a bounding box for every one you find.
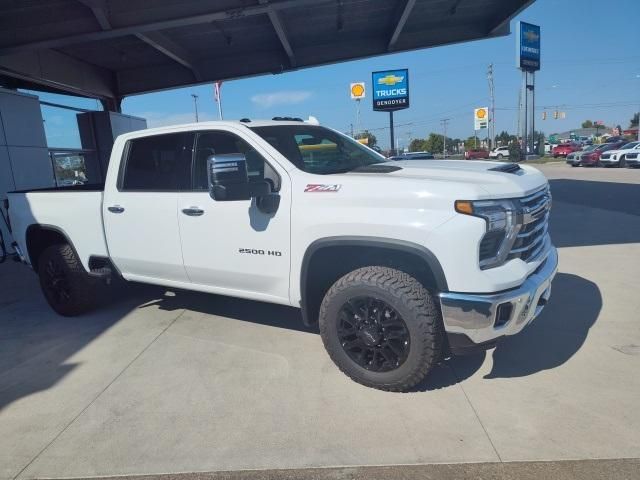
[250,124,386,174]
[621,142,639,150]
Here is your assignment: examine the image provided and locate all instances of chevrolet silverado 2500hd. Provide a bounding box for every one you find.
[6,119,557,391]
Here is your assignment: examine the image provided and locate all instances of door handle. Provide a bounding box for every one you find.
[182,207,205,216]
[107,206,125,214]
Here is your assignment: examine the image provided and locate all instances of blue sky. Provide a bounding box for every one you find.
[34,0,640,149]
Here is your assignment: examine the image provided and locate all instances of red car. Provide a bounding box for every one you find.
[464,149,490,159]
[580,141,628,167]
[552,142,581,158]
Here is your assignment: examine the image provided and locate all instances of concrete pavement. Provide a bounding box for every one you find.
[1,164,639,479]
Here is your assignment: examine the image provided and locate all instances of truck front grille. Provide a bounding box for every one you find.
[508,187,551,263]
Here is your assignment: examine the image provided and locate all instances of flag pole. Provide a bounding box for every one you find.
[215,82,224,120]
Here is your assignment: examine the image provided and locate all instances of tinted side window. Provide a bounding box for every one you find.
[121,133,193,191]
[192,131,279,191]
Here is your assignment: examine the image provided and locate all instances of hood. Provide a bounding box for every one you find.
[345,160,548,199]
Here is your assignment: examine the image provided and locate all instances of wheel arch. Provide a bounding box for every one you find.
[299,236,448,326]
[26,224,79,272]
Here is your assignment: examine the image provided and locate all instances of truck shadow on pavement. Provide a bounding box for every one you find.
[137,271,601,392]
[415,272,602,390]
[549,179,640,247]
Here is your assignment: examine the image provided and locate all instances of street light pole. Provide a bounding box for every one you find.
[191,93,199,122]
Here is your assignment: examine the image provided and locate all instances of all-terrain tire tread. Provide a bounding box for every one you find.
[319,266,443,392]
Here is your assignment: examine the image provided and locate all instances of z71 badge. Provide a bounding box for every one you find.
[304,184,341,192]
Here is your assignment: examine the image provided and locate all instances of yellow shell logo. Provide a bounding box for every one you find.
[476,108,487,119]
[351,84,365,97]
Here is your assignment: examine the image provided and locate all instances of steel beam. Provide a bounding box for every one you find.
[0,49,116,99]
[259,0,296,67]
[0,0,328,56]
[135,32,203,81]
[75,0,202,81]
[388,0,416,51]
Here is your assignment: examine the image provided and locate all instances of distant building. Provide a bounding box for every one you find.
[550,127,611,143]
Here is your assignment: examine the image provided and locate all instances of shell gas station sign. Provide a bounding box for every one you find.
[474,107,488,130]
[350,82,366,99]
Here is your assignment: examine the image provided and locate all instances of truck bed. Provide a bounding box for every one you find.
[8,188,109,270]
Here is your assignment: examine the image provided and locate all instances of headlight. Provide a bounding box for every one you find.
[455,199,522,269]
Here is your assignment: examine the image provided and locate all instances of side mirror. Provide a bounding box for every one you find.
[207,154,278,213]
[208,154,254,201]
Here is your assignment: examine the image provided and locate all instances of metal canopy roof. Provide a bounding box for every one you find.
[0,0,533,110]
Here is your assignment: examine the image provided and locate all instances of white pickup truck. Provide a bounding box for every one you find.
[5,119,557,391]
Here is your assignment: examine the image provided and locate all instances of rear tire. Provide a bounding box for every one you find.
[319,266,444,392]
[497,154,503,159]
[38,244,99,316]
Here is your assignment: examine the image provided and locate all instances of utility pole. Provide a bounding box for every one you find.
[487,63,495,150]
[440,118,450,158]
[191,93,199,122]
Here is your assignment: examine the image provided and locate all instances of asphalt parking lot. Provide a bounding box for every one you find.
[1,163,639,480]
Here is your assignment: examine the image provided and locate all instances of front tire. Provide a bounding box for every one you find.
[497,154,504,159]
[38,244,98,316]
[319,266,443,392]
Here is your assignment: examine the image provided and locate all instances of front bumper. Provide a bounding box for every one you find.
[626,157,640,167]
[439,246,558,354]
[599,156,619,166]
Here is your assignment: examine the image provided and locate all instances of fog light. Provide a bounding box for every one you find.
[495,302,513,327]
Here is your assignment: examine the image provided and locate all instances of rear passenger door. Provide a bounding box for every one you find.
[103,132,194,283]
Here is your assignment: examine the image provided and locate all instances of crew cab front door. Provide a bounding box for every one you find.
[177,128,291,303]
[103,132,193,283]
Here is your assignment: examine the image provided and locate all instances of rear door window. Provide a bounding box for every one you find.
[120,133,194,191]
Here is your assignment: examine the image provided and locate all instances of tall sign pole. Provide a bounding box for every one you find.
[372,69,410,156]
[474,107,489,153]
[487,64,495,149]
[517,22,541,159]
[350,82,366,138]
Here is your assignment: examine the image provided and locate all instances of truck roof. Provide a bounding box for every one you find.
[117,119,315,141]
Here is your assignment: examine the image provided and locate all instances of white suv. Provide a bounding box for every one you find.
[489,146,510,159]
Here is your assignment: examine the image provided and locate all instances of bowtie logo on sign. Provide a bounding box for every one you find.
[372,69,409,112]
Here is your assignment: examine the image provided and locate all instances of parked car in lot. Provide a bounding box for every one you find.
[464,148,490,160]
[580,141,627,167]
[566,145,597,167]
[552,142,581,158]
[489,146,510,159]
[599,141,640,167]
[389,151,435,161]
[625,151,640,168]
[6,119,557,392]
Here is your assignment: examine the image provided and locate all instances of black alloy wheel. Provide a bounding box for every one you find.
[42,257,72,308]
[337,297,410,372]
[38,244,98,316]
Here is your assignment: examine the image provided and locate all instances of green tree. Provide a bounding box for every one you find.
[496,130,516,146]
[464,136,482,150]
[408,138,427,152]
[355,130,377,148]
[423,133,445,154]
[581,120,594,129]
[630,113,639,128]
